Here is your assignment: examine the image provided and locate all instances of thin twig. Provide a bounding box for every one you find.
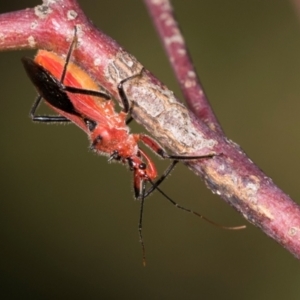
[144,0,223,134]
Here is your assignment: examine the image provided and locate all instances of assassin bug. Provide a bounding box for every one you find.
[22,28,245,265]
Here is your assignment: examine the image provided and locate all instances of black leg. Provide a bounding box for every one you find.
[143,160,179,199]
[149,179,246,230]
[140,134,216,161]
[30,95,71,123]
[63,86,110,100]
[32,115,71,123]
[60,26,78,83]
[157,149,215,161]
[60,27,111,101]
[125,116,133,125]
[117,68,145,113]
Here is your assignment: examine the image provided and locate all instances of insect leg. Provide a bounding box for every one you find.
[117,68,145,113]
[62,86,111,100]
[136,136,245,230]
[143,160,179,199]
[30,95,71,123]
[148,179,246,230]
[135,133,214,198]
[57,27,111,101]
[60,26,78,84]
[139,134,215,160]
[125,116,133,125]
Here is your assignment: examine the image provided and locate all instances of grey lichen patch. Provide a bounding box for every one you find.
[93,57,102,67]
[30,20,38,30]
[288,227,299,236]
[157,87,177,104]
[151,0,163,4]
[164,32,184,46]
[188,71,196,78]
[151,0,172,10]
[244,184,258,203]
[184,71,197,88]
[210,172,260,208]
[228,172,260,204]
[44,0,58,4]
[134,86,165,118]
[107,50,143,83]
[184,79,196,88]
[67,10,78,20]
[158,105,212,152]
[129,77,216,153]
[34,4,53,19]
[163,13,176,27]
[177,48,186,56]
[213,166,273,220]
[27,36,36,48]
[106,50,216,154]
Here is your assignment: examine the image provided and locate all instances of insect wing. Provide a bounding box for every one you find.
[35,50,113,130]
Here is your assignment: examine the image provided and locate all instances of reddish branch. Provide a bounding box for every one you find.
[144,0,223,135]
[0,0,300,259]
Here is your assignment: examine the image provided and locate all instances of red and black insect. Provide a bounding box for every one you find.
[22,28,244,265]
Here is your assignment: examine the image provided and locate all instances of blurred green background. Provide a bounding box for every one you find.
[1,0,300,299]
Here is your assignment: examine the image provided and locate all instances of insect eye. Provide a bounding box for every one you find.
[139,163,146,170]
[84,118,97,132]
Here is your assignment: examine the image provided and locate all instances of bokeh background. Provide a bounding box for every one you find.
[1,1,300,299]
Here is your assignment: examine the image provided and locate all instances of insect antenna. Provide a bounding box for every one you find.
[147,179,246,231]
[137,174,246,266]
[138,182,147,266]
